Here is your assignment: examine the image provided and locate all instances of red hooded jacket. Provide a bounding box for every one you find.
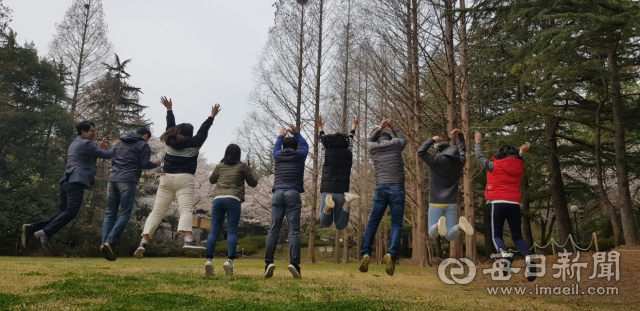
[485,157,524,203]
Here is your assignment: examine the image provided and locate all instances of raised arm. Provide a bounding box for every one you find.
[417,137,437,164]
[161,96,176,130]
[475,132,494,172]
[139,144,159,169]
[390,126,407,150]
[273,128,286,159]
[192,104,220,147]
[348,116,360,150]
[452,129,466,165]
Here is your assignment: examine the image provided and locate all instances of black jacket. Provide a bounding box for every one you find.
[108,133,157,183]
[320,148,353,193]
[162,110,214,175]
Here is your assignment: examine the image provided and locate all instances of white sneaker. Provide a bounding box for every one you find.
[264,263,275,279]
[325,194,335,209]
[223,259,234,276]
[205,260,214,276]
[344,192,360,203]
[458,216,474,235]
[437,216,447,237]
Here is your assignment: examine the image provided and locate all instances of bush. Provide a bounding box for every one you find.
[209,236,267,257]
[596,238,615,252]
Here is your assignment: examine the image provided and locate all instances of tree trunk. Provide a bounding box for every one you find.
[459,0,476,263]
[343,229,349,263]
[544,116,573,244]
[443,0,461,259]
[608,53,639,245]
[335,230,340,263]
[308,0,325,264]
[521,177,534,247]
[595,99,623,246]
[71,4,91,117]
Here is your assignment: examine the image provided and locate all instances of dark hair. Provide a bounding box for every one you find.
[76,121,95,135]
[221,144,242,165]
[137,128,152,137]
[321,133,349,149]
[282,137,299,150]
[436,142,450,153]
[495,145,519,159]
[160,123,194,144]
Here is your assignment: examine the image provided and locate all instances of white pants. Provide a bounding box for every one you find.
[142,174,195,238]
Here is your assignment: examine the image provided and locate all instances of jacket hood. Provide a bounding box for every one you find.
[120,133,145,142]
[440,146,460,158]
[495,156,524,176]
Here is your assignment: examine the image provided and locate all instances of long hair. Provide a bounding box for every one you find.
[221,144,241,165]
[160,123,194,144]
[495,145,519,159]
[321,133,349,149]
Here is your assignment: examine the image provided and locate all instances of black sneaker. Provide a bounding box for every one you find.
[33,230,52,252]
[525,257,537,282]
[101,243,116,261]
[183,239,206,250]
[264,263,275,279]
[500,252,513,277]
[134,242,146,259]
[359,254,371,273]
[383,253,398,276]
[288,264,301,279]
[21,224,33,248]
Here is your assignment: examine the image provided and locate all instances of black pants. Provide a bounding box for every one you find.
[491,202,530,256]
[31,181,85,237]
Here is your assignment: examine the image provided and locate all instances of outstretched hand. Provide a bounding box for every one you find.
[475,132,482,143]
[385,119,393,128]
[316,116,324,130]
[432,136,443,142]
[99,139,108,150]
[352,115,361,130]
[520,142,531,154]
[160,96,172,110]
[279,128,287,137]
[211,104,221,117]
[155,159,162,167]
[451,128,462,136]
[288,124,297,134]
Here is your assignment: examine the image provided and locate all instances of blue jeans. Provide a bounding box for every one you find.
[31,181,85,237]
[320,193,350,230]
[102,182,138,245]
[491,202,530,256]
[206,198,241,259]
[265,190,301,266]
[428,204,461,241]
[360,184,405,256]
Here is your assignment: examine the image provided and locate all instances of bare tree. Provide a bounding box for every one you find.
[49,0,112,117]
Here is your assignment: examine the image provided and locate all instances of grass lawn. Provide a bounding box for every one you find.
[0,255,637,311]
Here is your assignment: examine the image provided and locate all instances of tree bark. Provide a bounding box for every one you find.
[544,116,573,245]
[608,52,639,245]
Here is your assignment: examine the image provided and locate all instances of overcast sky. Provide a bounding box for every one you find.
[5,0,276,163]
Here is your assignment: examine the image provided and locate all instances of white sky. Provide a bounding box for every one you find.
[5,0,276,163]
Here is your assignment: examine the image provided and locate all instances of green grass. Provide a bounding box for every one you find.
[0,256,634,310]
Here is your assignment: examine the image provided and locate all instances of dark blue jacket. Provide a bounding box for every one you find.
[108,133,158,183]
[273,133,308,193]
[61,136,114,188]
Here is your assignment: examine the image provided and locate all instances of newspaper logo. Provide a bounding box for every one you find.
[438,258,477,285]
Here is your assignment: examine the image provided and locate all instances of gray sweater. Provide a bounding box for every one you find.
[367,127,407,185]
[418,134,466,204]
